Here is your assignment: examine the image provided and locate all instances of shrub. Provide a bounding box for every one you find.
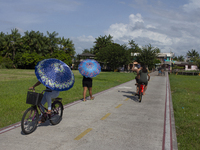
[0,56,14,69]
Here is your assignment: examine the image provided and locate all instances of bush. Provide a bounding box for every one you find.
[46,50,72,66]
[14,52,44,69]
[0,56,14,69]
[173,65,184,70]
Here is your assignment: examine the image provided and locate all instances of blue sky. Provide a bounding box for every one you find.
[1,0,200,56]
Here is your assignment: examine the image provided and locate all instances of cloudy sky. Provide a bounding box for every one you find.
[1,0,200,56]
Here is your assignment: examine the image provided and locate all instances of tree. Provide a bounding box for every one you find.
[2,34,13,59]
[128,40,141,53]
[82,48,94,54]
[177,55,185,61]
[46,50,72,66]
[10,28,21,61]
[47,31,59,54]
[173,55,184,61]
[14,52,43,69]
[193,58,200,69]
[22,30,47,55]
[97,43,130,70]
[93,35,113,55]
[82,49,90,54]
[59,37,75,56]
[136,44,158,70]
[0,29,75,69]
[0,32,6,54]
[186,49,199,61]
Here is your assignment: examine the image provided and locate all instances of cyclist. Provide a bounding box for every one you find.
[132,61,141,85]
[29,81,60,123]
[135,64,150,95]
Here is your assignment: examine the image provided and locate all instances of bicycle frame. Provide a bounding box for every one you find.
[139,84,145,95]
[37,90,62,116]
[37,98,63,118]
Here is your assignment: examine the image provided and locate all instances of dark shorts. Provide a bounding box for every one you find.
[138,80,148,86]
[83,80,92,88]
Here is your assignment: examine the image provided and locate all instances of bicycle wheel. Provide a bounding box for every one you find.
[21,106,39,134]
[50,101,63,125]
[139,93,142,102]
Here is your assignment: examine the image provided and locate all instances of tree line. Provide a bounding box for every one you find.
[0,29,161,70]
[1,28,199,71]
[173,49,200,68]
[83,35,200,70]
[0,28,75,69]
[82,35,161,70]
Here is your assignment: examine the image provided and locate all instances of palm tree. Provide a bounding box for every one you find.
[0,32,6,54]
[128,40,141,53]
[47,31,59,54]
[2,34,13,59]
[9,28,21,61]
[59,37,75,56]
[93,34,114,54]
[186,49,199,61]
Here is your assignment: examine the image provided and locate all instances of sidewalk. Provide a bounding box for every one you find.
[0,71,178,150]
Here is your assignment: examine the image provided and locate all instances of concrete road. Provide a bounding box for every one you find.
[0,71,178,150]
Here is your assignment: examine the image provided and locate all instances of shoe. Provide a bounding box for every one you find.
[46,110,51,115]
[91,97,95,100]
[38,115,46,124]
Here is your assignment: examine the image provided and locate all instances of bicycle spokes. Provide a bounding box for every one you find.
[21,107,39,134]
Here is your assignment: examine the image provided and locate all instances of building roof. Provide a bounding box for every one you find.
[78,53,95,57]
[157,53,167,58]
[158,52,174,57]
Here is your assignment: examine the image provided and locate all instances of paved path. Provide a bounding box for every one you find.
[0,71,178,150]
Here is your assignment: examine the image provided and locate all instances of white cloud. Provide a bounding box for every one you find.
[183,0,200,12]
[106,13,172,46]
[105,12,200,56]
[77,35,95,42]
[72,35,95,54]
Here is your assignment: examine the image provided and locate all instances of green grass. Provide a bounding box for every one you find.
[169,74,200,150]
[0,69,135,128]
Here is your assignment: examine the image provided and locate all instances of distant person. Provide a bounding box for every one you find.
[158,67,162,75]
[82,76,94,101]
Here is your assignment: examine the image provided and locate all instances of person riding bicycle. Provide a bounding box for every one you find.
[29,81,60,123]
[132,61,141,85]
[135,64,150,95]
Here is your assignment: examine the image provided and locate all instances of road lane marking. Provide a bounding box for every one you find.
[115,104,122,108]
[101,113,111,120]
[74,128,92,140]
[125,98,129,101]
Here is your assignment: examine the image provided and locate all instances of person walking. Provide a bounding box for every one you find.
[82,76,94,101]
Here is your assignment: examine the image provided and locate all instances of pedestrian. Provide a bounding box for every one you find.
[82,76,94,101]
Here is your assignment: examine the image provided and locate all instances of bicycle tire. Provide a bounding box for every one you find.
[50,101,63,125]
[21,106,39,134]
[139,93,142,102]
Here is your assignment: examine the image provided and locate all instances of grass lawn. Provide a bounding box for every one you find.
[169,74,200,150]
[0,69,135,129]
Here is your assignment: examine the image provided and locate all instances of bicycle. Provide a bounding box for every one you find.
[135,83,145,103]
[21,90,64,135]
